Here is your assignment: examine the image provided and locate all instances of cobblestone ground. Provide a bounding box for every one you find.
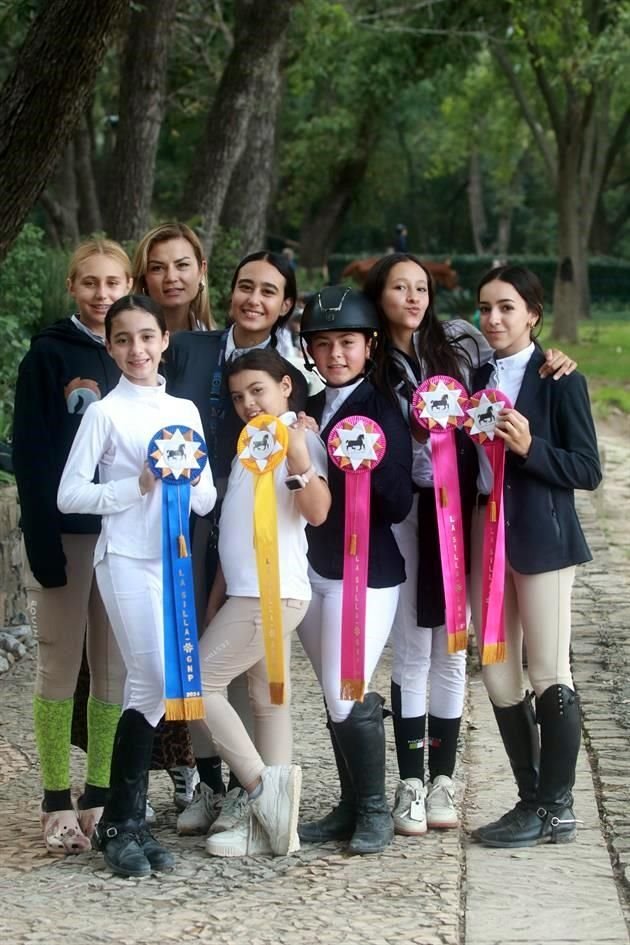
[0,419,629,945]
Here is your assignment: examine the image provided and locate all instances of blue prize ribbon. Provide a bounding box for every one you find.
[147,425,208,719]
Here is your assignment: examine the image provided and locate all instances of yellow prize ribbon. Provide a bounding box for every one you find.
[237,414,289,705]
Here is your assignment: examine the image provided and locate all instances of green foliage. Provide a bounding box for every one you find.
[0,224,50,439]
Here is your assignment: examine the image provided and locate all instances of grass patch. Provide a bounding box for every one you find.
[540,318,630,416]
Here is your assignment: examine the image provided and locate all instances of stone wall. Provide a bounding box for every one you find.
[0,485,26,626]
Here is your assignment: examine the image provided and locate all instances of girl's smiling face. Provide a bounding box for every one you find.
[68,254,132,335]
[228,369,292,422]
[478,279,539,358]
[106,308,169,386]
[229,260,293,344]
[308,331,371,386]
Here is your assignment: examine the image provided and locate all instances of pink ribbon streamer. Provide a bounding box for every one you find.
[411,377,468,652]
[464,387,512,664]
[431,433,468,651]
[340,470,371,701]
[327,415,386,701]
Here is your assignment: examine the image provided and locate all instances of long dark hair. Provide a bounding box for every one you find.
[230,251,298,335]
[363,253,475,403]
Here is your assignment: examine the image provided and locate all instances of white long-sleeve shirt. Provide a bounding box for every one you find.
[58,374,216,564]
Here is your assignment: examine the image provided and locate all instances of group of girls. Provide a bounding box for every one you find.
[13,225,601,875]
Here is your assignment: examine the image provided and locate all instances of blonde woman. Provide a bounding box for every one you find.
[13,239,131,853]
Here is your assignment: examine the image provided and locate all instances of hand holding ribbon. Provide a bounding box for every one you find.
[327,415,386,701]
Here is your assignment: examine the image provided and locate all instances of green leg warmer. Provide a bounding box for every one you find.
[86,696,121,789]
[33,695,73,792]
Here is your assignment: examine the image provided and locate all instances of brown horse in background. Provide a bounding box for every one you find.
[341,256,459,290]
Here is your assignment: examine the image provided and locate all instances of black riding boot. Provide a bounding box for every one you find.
[472,694,540,842]
[95,709,175,876]
[299,713,356,842]
[476,686,580,848]
[331,692,394,855]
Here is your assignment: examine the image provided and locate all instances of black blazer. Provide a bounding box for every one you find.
[163,330,308,484]
[473,348,601,574]
[306,379,413,588]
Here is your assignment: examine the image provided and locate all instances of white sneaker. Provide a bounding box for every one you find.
[206,811,272,857]
[145,799,157,825]
[167,766,200,811]
[392,778,427,836]
[176,783,222,835]
[426,775,458,828]
[250,765,301,856]
[208,787,249,835]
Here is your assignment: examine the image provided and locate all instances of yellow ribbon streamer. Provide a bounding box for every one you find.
[237,414,289,705]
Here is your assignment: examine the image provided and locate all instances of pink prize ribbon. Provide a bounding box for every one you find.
[327,415,386,701]
[464,388,513,665]
[411,376,469,653]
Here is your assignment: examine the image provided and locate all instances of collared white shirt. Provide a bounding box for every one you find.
[320,378,364,430]
[224,324,271,362]
[477,342,535,494]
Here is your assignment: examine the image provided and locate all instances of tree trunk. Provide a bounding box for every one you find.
[0,0,128,261]
[181,0,298,258]
[104,0,175,242]
[74,113,103,235]
[496,210,512,258]
[551,161,587,342]
[467,149,488,254]
[298,135,376,271]
[40,141,81,246]
[220,42,284,257]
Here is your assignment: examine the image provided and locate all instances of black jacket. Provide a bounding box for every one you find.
[306,379,413,588]
[12,319,120,588]
[164,330,308,487]
[473,348,602,574]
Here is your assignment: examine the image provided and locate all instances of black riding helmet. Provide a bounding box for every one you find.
[300,285,379,336]
[300,285,379,382]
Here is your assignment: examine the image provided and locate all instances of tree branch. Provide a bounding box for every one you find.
[491,41,557,185]
[524,38,565,145]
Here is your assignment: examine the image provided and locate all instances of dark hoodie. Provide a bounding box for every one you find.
[12,318,120,588]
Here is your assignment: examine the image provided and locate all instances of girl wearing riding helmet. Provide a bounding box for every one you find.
[363,252,577,836]
[296,286,413,855]
[165,251,309,836]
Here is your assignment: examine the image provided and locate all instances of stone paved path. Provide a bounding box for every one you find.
[0,422,629,945]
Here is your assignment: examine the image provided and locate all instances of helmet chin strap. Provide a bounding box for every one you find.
[299,338,375,389]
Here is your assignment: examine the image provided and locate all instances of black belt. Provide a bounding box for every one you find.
[476,492,489,507]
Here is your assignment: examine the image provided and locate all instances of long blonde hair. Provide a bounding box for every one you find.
[67,238,132,284]
[131,222,214,330]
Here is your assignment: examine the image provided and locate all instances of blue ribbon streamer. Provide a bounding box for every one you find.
[162,483,203,706]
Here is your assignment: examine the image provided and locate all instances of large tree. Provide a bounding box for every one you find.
[0,0,128,261]
[489,0,630,339]
[181,0,300,258]
[104,0,176,242]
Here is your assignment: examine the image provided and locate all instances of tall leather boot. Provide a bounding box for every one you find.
[95,709,174,876]
[472,694,540,843]
[299,713,356,842]
[475,685,580,848]
[331,692,394,855]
